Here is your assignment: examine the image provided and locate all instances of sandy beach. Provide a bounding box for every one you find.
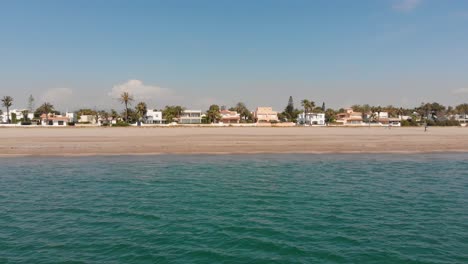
[1,126,468,157]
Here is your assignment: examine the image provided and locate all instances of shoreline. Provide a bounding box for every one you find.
[1,127,468,157]
[1,150,468,158]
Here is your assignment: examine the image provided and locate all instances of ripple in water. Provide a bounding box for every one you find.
[0,154,467,263]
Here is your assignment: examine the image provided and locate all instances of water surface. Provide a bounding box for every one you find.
[0,154,467,263]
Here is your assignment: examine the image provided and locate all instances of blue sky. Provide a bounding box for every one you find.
[1,0,468,111]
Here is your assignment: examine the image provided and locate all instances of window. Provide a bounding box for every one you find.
[58,121,64,126]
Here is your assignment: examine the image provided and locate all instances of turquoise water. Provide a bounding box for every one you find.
[0,154,467,263]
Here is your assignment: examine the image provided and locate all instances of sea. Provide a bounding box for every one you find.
[0,154,467,263]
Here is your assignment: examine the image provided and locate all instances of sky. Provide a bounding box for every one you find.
[1,0,468,112]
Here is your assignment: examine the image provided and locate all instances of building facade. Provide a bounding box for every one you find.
[40,114,70,126]
[253,107,279,123]
[1,109,34,123]
[145,109,163,124]
[219,110,240,124]
[336,108,364,125]
[297,112,326,125]
[179,110,202,124]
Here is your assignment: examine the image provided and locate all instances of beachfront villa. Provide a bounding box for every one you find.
[145,109,163,124]
[40,113,70,126]
[253,107,279,123]
[375,113,401,126]
[363,111,402,126]
[297,112,326,126]
[78,114,97,124]
[219,109,240,124]
[453,114,468,126]
[1,109,34,123]
[336,108,364,126]
[66,112,77,123]
[179,110,202,124]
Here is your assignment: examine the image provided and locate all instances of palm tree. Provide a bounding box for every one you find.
[233,102,252,122]
[456,103,468,117]
[119,92,134,122]
[1,96,13,124]
[206,104,221,123]
[21,110,29,122]
[38,102,54,125]
[135,102,148,122]
[301,99,315,125]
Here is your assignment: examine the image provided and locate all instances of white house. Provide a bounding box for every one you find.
[453,114,468,126]
[1,109,34,123]
[179,110,202,124]
[78,114,97,124]
[40,114,70,126]
[66,112,77,123]
[297,112,326,126]
[145,109,163,124]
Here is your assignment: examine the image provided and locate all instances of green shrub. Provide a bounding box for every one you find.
[426,119,460,126]
[113,121,130,127]
[401,120,418,126]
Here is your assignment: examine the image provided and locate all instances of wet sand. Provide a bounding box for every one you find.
[1,127,468,157]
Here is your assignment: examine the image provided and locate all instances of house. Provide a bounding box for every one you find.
[453,114,468,126]
[336,108,364,125]
[1,109,34,123]
[253,107,279,123]
[78,114,97,124]
[297,112,326,125]
[40,114,70,126]
[145,109,163,124]
[179,110,202,124]
[219,110,240,124]
[66,112,77,123]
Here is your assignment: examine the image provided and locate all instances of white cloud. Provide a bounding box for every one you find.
[41,88,73,104]
[452,88,468,94]
[392,0,423,12]
[108,80,173,101]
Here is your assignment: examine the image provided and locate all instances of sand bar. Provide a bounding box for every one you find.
[1,127,468,157]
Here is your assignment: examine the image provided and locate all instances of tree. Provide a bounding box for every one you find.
[232,102,252,122]
[119,92,134,122]
[163,105,185,123]
[35,102,55,124]
[98,110,110,125]
[325,108,336,124]
[285,96,294,118]
[122,108,138,123]
[135,102,148,122]
[455,103,468,117]
[11,113,17,124]
[28,95,35,112]
[384,105,398,118]
[206,104,221,123]
[301,99,315,125]
[1,96,13,124]
[21,110,29,122]
[321,102,326,112]
[110,109,119,124]
[280,96,300,122]
[418,102,446,121]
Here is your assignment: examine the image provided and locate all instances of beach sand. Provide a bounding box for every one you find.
[1,126,468,157]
